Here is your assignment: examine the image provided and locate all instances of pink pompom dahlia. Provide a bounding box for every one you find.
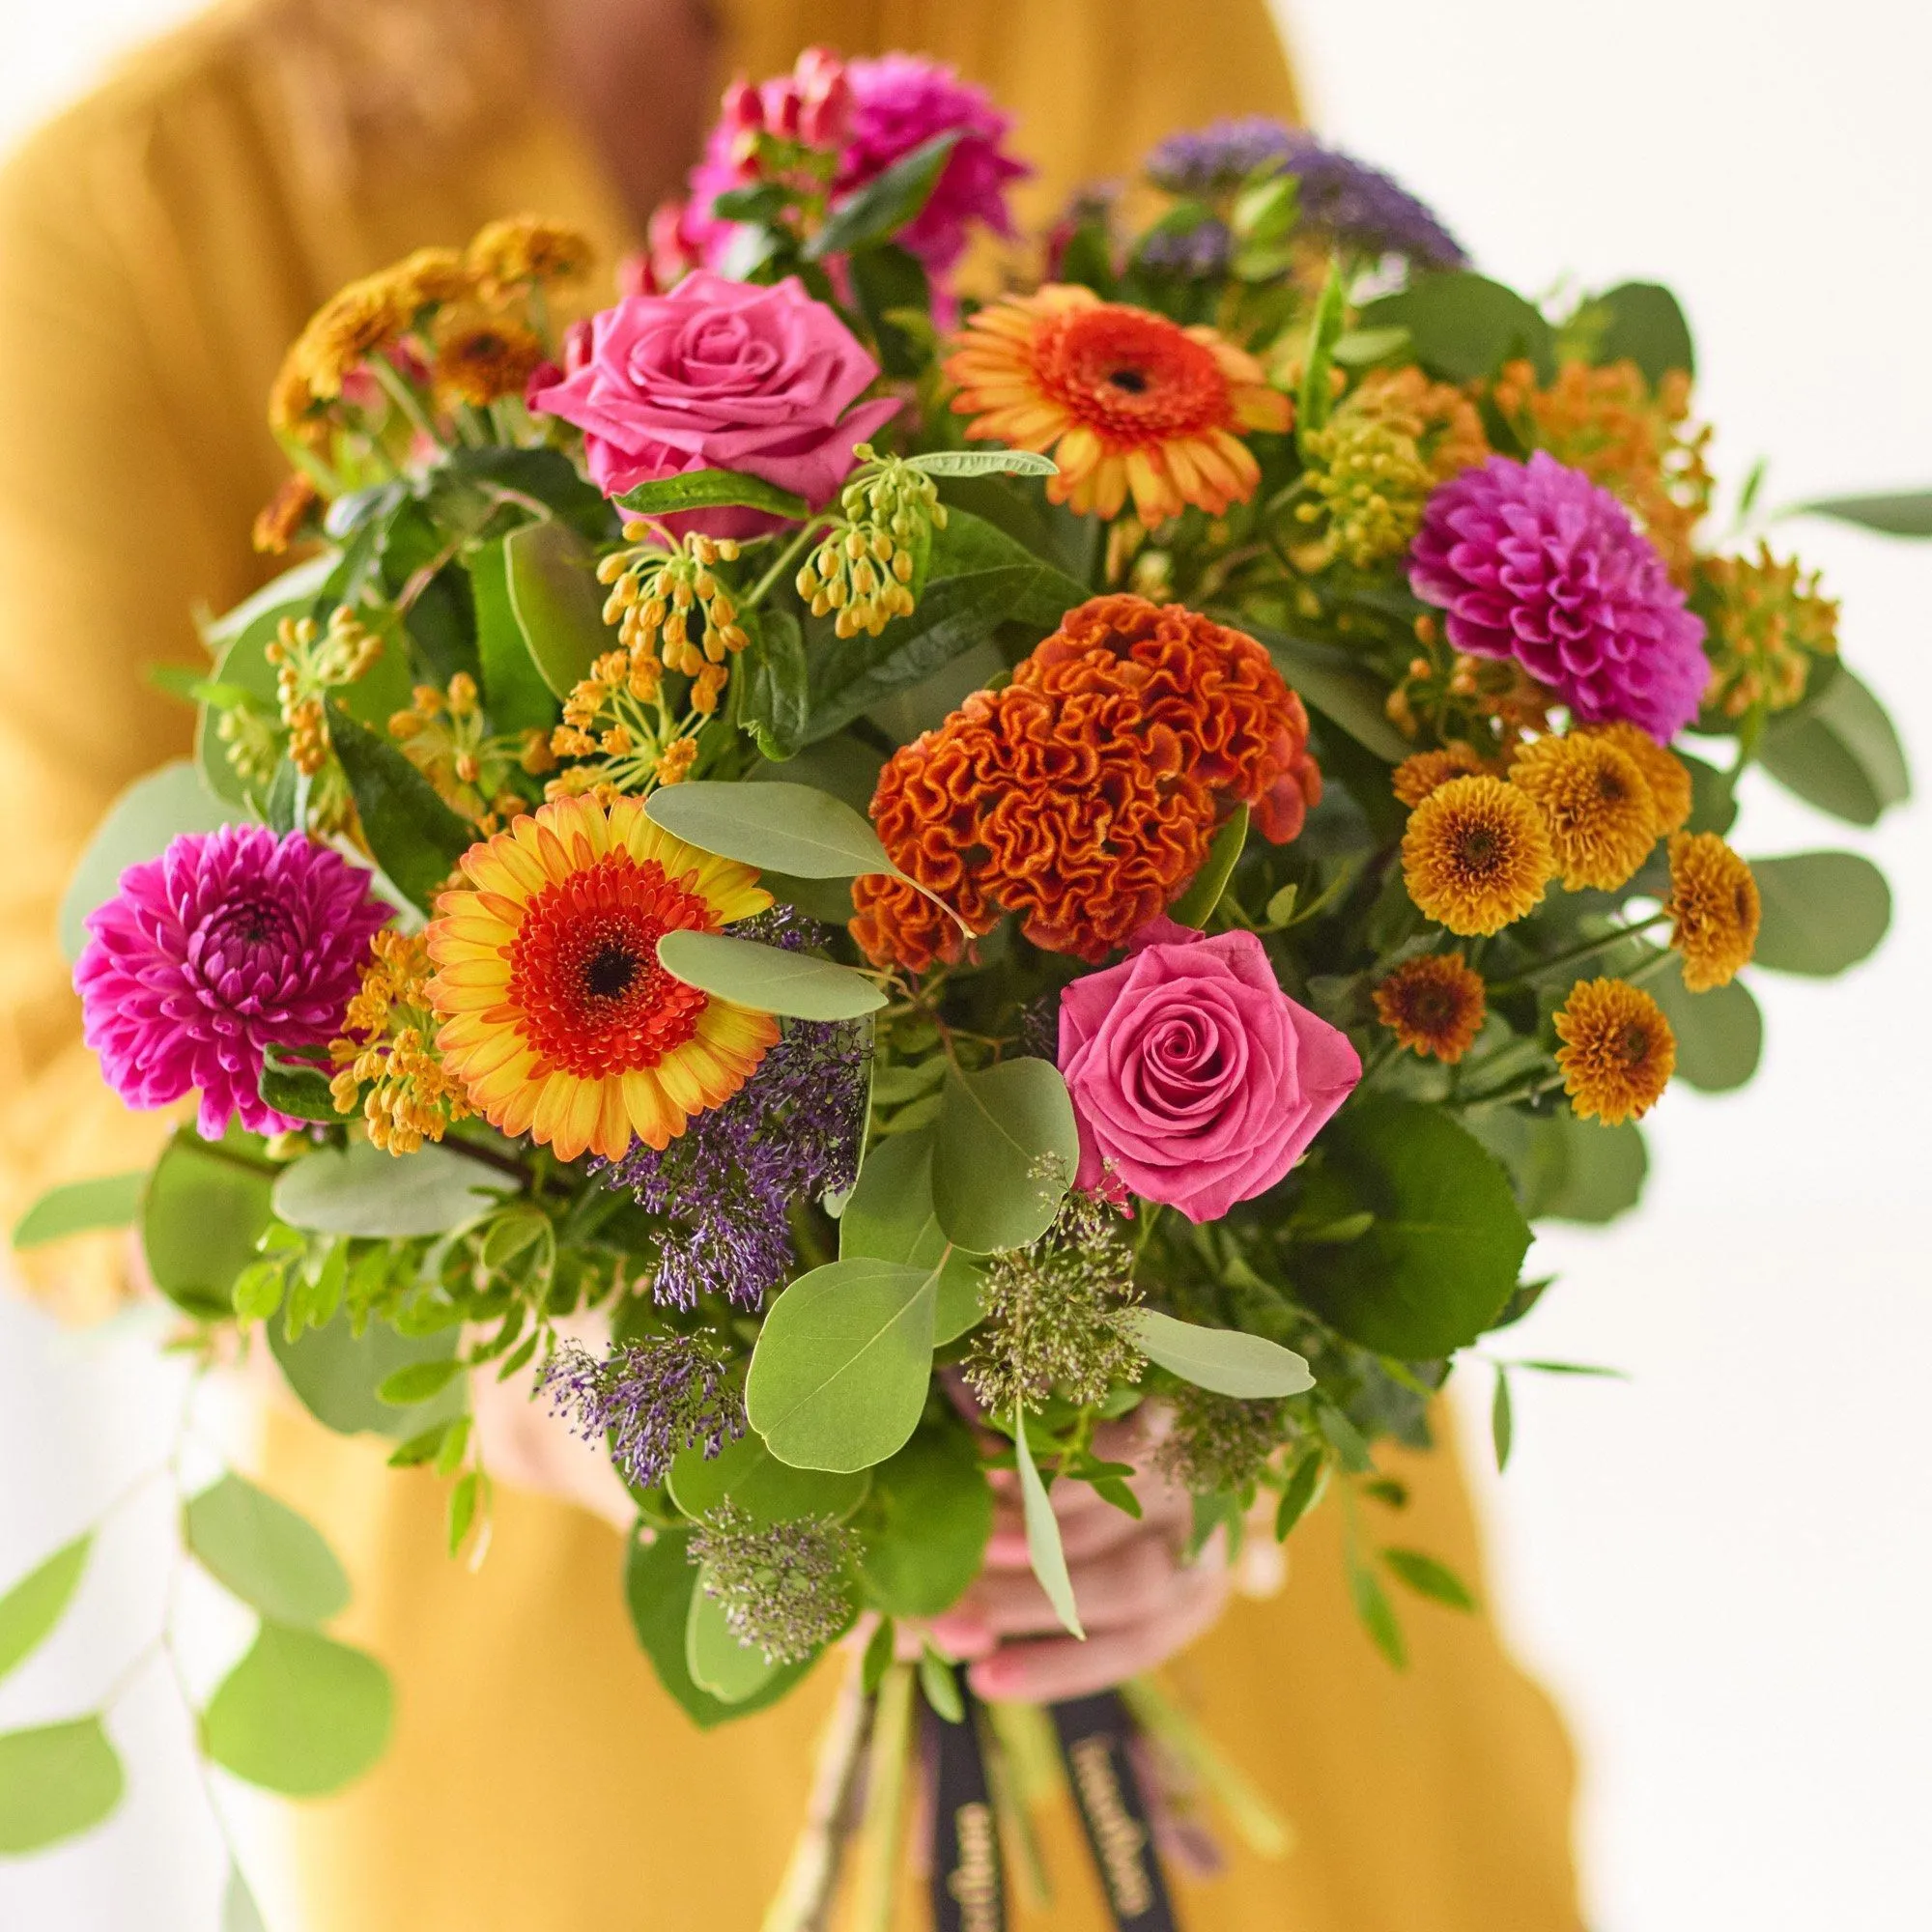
[76,825,389,1138]
[1408,450,1710,741]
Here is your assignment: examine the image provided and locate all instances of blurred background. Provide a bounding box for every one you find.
[1,2,1926,1927]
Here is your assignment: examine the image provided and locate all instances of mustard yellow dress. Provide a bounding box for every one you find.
[0,3,1582,1926]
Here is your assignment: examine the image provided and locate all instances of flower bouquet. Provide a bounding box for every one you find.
[3,44,1918,1932]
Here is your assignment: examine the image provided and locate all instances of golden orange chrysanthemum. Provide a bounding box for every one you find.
[467,215,597,295]
[1663,831,1760,991]
[1507,733,1659,892]
[1392,742,1490,808]
[1554,978,1675,1123]
[387,245,474,315]
[945,284,1291,526]
[1401,776,1553,936]
[433,307,547,407]
[252,470,321,555]
[1576,721,1692,835]
[426,796,779,1163]
[1374,954,1488,1065]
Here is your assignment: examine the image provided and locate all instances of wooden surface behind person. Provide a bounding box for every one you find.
[0,0,1582,1923]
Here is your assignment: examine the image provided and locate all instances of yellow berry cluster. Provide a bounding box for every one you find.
[1697,542,1838,719]
[388,672,550,827]
[596,528,749,715]
[265,607,385,776]
[328,930,476,1155]
[795,449,946,639]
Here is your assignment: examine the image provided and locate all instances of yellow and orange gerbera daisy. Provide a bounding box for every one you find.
[945,284,1290,526]
[426,795,779,1163]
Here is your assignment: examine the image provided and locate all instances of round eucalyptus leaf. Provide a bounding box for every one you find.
[684,1585,784,1704]
[855,1427,994,1619]
[184,1474,350,1627]
[272,1137,504,1238]
[839,1125,985,1343]
[143,1131,278,1321]
[931,1059,1079,1255]
[1648,955,1762,1092]
[1749,850,1891,976]
[202,1622,392,1797]
[656,930,885,1019]
[646,781,894,879]
[1124,1309,1314,1398]
[0,1719,125,1854]
[668,1431,869,1528]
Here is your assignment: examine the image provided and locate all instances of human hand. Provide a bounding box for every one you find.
[927,1415,1232,1704]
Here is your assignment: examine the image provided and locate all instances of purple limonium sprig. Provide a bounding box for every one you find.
[600,908,871,1309]
[537,1336,743,1492]
[1145,118,1466,271]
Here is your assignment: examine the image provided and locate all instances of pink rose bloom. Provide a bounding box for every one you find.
[1058,922,1361,1224]
[526,272,898,533]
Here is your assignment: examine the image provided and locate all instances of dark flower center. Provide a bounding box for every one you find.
[586,943,639,1000]
[1460,827,1500,868]
[1619,1025,1652,1065]
[1108,366,1150,393]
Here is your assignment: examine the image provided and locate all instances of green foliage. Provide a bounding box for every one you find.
[0,1537,91,1684]
[1759,666,1911,826]
[327,706,473,913]
[668,1430,869,1529]
[655,929,885,1019]
[1274,1453,1326,1540]
[1381,1547,1477,1611]
[738,606,810,760]
[469,537,561,731]
[919,1647,964,1723]
[1750,851,1890,975]
[1345,1543,1406,1667]
[683,1583,784,1703]
[1244,620,1411,763]
[201,1622,392,1796]
[931,1059,1079,1255]
[225,1868,270,1932]
[616,469,810,523]
[0,1719,126,1854]
[808,131,961,259]
[1123,1309,1313,1398]
[1592,282,1695,383]
[376,1357,465,1406]
[854,1424,994,1618]
[142,1130,278,1321]
[258,1047,341,1124]
[269,1310,463,1439]
[1492,1366,1515,1471]
[59,760,241,962]
[12,1173,147,1250]
[746,1258,940,1471]
[1295,261,1349,443]
[646,778,895,878]
[1463,1108,1647,1225]
[1798,489,1932,536]
[1362,270,1555,384]
[1013,1407,1082,1638]
[502,520,611,705]
[1295,1099,1530,1357]
[1648,955,1762,1091]
[904,450,1060,480]
[1168,807,1248,928]
[271,1137,505,1238]
[838,1126,985,1345]
[184,1475,351,1627]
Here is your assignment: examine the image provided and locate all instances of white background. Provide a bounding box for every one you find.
[1,2,1927,1928]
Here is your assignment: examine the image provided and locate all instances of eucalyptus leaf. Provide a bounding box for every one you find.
[1749,850,1891,976]
[668,1430,869,1528]
[1798,489,1932,536]
[1594,281,1695,383]
[0,1719,125,1853]
[1123,1309,1314,1398]
[904,449,1059,478]
[503,520,613,702]
[646,780,894,879]
[855,1425,993,1618]
[1759,665,1910,825]
[931,1059,1079,1255]
[684,1584,785,1703]
[202,1622,393,1796]
[1013,1408,1082,1639]
[1462,1108,1647,1225]
[746,1257,939,1472]
[656,929,886,1019]
[616,469,810,523]
[270,1311,463,1439]
[838,1126,985,1344]
[12,1173,147,1249]
[1362,271,1555,384]
[0,1537,91,1684]
[1647,954,1762,1091]
[184,1474,351,1627]
[142,1130,278,1321]
[272,1137,504,1237]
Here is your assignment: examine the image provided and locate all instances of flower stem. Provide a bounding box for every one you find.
[367,353,446,452]
[746,520,826,611]
[1491,912,1671,994]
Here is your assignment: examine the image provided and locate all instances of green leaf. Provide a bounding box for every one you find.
[1013,1407,1082,1639]
[142,1130,278,1321]
[1462,1108,1647,1225]
[1492,1367,1514,1472]
[385,1416,466,1469]
[668,1429,868,1528]
[849,243,933,379]
[1295,260,1349,443]
[863,1616,896,1693]
[646,779,893,879]
[1346,1548,1406,1667]
[615,469,810,523]
[0,1719,125,1853]
[1274,1453,1326,1540]
[60,760,242,962]
[225,1867,270,1932]
[746,1257,939,1472]
[855,1424,994,1618]
[376,1357,466,1407]
[446,1469,482,1556]
[839,1127,986,1346]
[684,1583,785,1703]
[931,1059,1079,1255]
[259,1047,342,1124]
[623,1530,812,1728]
[1749,850,1891,976]
[920,1647,964,1723]
[1244,620,1411,764]
[201,1622,393,1796]
[904,449,1059,478]
[1361,271,1554,384]
[1295,1099,1530,1357]
[738,606,810,760]
[1759,666,1911,825]
[502,520,613,704]
[1124,1310,1314,1398]
[1647,953,1762,1092]
[327,706,474,913]
[807,130,961,260]
[469,536,563,730]
[1798,489,1932,536]
[183,1474,351,1626]
[272,1137,504,1237]
[1593,282,1695,383]
[270,1311,463,1439]
[1168,807,1248,929]
[12,1173,147,1249]
[655,930,886,1020]
[0,1537,91,1684]
[1381,1547,1477,1612]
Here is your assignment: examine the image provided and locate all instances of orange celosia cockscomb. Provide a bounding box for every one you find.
[426,795,778,1163]
[851,595,1321,971]
[945,285,1291,526]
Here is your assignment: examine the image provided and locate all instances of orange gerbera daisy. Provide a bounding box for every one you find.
[945,284,1290,525]
[426,796,779,1163]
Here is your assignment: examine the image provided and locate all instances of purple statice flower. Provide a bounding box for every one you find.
[1139,215,1233,278]
[75,825,388,1138]
[1408,452,1711,741]
[1145,119,1466,271]
[538,1337,742,1492]
[602,910,871,1309]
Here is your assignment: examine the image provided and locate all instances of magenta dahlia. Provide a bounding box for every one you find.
[1408,450,1710,740]
[76,825,389,1139]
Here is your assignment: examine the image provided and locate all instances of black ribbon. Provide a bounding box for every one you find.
[928,1686,1007,1932]
[1050,1690,1180,1932]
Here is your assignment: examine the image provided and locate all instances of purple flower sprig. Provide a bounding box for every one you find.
[537,1336,742,1492]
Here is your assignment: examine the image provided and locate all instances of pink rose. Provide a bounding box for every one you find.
[1058,921,1361,1224]
[526,271,898,533]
